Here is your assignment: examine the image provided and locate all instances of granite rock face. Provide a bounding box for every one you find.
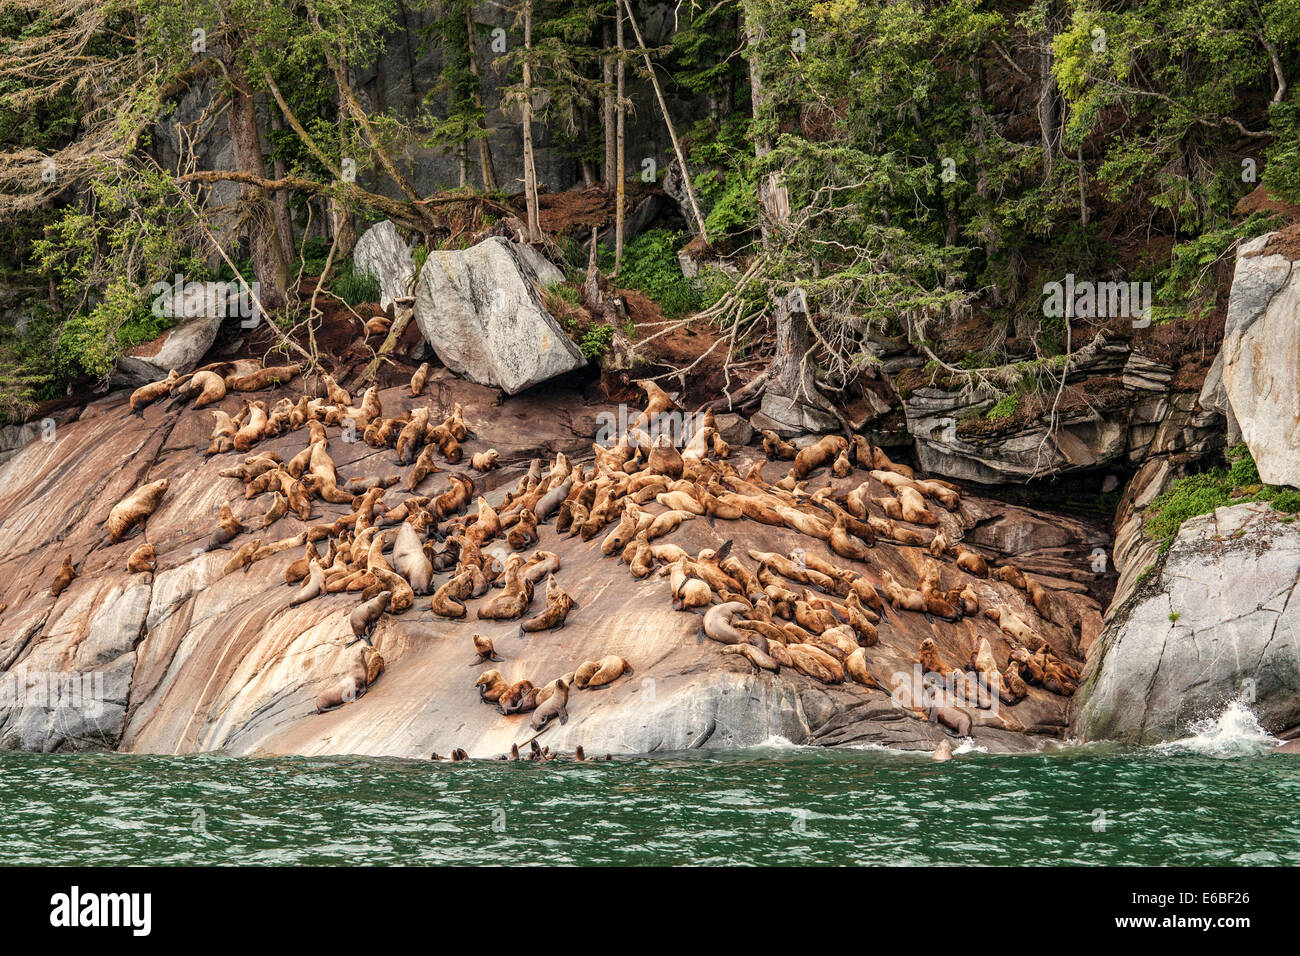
[1074,502,1300,743]
[413,237,584,394]
[1220,234,1300,487]
[353,220,416,311]
[0,371,1100,758]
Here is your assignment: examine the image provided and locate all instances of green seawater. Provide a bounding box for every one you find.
[2,728,1297,866]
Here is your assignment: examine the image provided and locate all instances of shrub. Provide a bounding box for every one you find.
[578,323,614,360]
[330,262,382,307]
[608,229,700,319]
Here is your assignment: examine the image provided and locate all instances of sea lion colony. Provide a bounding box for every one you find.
[95,364,1090,754]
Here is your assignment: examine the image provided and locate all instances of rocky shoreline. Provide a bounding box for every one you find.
[1,226,1298,759]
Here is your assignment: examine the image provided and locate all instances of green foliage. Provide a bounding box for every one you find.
[985,394,1019,421]
[1145,445,1300,549]
[330,262,382,307]
[578,323,614,360]
[605,229,700,319]
[1264,100,1300,204]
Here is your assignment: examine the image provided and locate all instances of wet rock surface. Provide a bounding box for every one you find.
[1075,502,1300,744]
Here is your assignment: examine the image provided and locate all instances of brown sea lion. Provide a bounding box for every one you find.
[720,642,781,672]
[761,430,797,460]
[349,589,391,644]
[225,363,301,392]
[845,646,878,687]
[477,555,532,620]
[289,558,325,606]
[956,548,989,577]
[793,435,848,480]
[993,564,1028,590]
[498,679,536,714]
[582,656,633,689]
[519,574,577,632]
[880,569,926,613]
[469,634,503,666]
[476,669,509,703]
[130,369,180,413]
[49,554,76,597]
[929,705,973,737]
[918,637,949,676]
[471,450,500,472]
[107,478,170,542]
[530,678,570,730]
[127,543,156,573]
[410,362,430,396]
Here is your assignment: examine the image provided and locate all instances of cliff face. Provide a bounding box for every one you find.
[0,369,1104,758]
[1072,230,1300,744]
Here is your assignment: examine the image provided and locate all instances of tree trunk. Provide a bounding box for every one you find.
[614,4,626,274]
[521,0,541,242]
[224,47,289,311]
[602,21,617,193]
[268,105,297,268]
[620,0,709,242]
[465,5,497,191]
[743,6,834,429]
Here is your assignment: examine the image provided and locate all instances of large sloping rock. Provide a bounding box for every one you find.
[0,370,1100,757]
[1074,502,1300,743]
[353,220,416,312]
[1221,233,1300,487]
[413,237,584,395]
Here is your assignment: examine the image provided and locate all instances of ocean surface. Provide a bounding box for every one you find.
[2,703,1296,866]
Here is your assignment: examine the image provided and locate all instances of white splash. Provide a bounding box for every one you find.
[1154,699,1277,756]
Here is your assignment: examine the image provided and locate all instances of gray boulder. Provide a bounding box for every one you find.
[1074,502,1300,743]
[1220,234,1300,486]
[353,220,417,312]
[112,281,242,386]
[413,237,584,395]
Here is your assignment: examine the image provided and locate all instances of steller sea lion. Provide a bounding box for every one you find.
[410,362,430,396]
[127,543,156,573]
[918,637,949,676]
[530,678,569,730]
[50,554,76,597]
[469,634,503,666]
[471,450,500,472]
[929,704,972,737]
[498,679,536,714]
[519,574,577,633]
[720,642,780,672]
[793,435,848,480]
[289,559,325,606]
[582,656,633,689]
[761,430,797,460]
[476,669,509,703]
[107,478,169,543]
[349,590,391,645]
[130,369,180,413]
[993,564,1028,590]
